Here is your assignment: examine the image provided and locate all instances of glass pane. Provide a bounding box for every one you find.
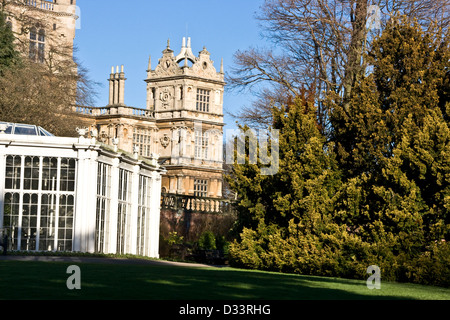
[39,193,57,251]
[29,42,36,61]
[5,155,21,190]
[15,125,37,135]
[30,28,37,40]
[38,127,53,136]
[38,43,45,63]
[38,29,45,42]
[1,123,13,134]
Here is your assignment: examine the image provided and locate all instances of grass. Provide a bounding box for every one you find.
[0,259,449,300]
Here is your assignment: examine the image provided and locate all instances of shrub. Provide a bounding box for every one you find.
[198,231,216,250]
[167,232,184,246]
[403,241,450,287]
[215,235,230,254]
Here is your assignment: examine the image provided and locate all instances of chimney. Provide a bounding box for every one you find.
[119,65,126,105]
[108,65,127,106]
[114,66,120,105]
[108,66,115,105]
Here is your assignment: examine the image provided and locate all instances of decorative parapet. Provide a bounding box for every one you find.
[161,193,236,215]
[7,0,79,19]
[74,106,156,119]
[25,0,54,11]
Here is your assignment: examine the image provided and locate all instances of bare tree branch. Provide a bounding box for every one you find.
[227,0,450,130]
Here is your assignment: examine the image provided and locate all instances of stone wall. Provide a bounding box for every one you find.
[159,193,236,256]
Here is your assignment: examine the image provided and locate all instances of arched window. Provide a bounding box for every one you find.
[37,29,45,63]
[29,27,45,63]
[29,27,37,61]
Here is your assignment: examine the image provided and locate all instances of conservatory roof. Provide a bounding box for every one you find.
[0,122,54,137]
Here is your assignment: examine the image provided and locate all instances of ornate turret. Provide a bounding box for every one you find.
[144,38,225,198]
[145,37,225,115]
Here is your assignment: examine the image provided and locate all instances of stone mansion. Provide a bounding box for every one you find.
[2,0,226,200]
[0,0,230,258]
[76,38,226,199]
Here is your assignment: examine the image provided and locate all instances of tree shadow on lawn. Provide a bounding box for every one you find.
[0,261,445,300]
[52,264,415,300]
[157,267,407,301]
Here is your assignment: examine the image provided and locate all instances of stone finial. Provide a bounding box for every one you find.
[163,38,174,54]
[76,127,87,137]
[200,46,210,55]
[90,128,98,144]
[76,127,89,143]
[90,128,98,138]
[133,145,139,159]
[0,123,8,134]
[175,36,196,64]
[112,137,119,152]
[150,153,160,166]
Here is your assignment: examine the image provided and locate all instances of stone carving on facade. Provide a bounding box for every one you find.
[152,40,184,77]
[160,87,172,109]
[98,131,109,143]
[160,134,170,148]
[191,47,218,78]
[153,57,181,77]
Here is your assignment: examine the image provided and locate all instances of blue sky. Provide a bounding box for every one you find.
[75,0,266,130]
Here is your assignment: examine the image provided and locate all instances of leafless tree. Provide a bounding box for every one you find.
[227,0,450,131]
[0,0,99,136]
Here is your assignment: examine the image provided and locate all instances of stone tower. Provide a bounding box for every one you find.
[76,37,226,199]
[147,38,225,198]
[3,0,78,61]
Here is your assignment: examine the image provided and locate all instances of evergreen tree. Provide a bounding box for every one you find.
[229,15,450,285]
[227,91,337,236]
[0,9,19,75]
[228,95,346,274]
[436,29,450,124]
[338,15,449,242]
[331,16,449,180]
[329,15,449,277]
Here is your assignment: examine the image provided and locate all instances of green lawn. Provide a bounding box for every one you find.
[0,260,449,300]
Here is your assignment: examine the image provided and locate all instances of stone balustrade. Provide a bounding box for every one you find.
[75,106,156,119]
[26,0,54,11]
[161,193,235,215]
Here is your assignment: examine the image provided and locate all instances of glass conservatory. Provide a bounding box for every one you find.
[0,130,164,258]
[0,122,54,137]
